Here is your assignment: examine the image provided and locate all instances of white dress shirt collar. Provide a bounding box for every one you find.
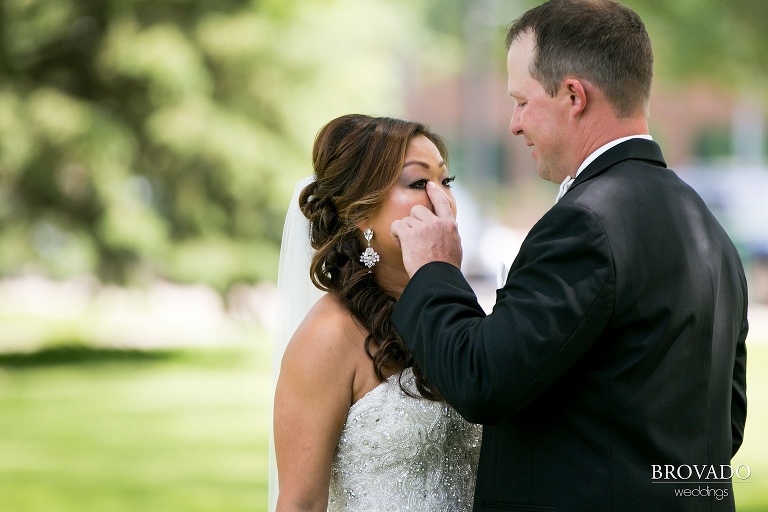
[555,135,653,203]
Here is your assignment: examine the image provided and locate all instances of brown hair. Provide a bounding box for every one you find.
[505,0,653,117]
[299,114,447,400]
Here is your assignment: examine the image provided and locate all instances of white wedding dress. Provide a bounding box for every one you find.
[328,368,482,512]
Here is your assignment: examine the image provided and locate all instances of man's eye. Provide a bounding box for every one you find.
[409,179,428,189]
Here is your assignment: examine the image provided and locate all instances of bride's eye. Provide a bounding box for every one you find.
[409,179,429,190]
[442,176,456,188]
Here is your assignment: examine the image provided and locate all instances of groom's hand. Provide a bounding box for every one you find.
[390,181,462,277]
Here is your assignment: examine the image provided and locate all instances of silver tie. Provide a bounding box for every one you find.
[555,175,574,203]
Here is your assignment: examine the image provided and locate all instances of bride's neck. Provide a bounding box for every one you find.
[373,264,409,299]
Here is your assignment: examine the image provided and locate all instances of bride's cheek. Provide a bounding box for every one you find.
[447,194,458,218]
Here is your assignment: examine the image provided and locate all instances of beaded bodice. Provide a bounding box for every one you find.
[328,368,481,511]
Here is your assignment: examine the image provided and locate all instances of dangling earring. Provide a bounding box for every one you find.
[359,228,380,269]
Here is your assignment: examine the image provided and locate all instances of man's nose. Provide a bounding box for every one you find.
[509,111,523,136]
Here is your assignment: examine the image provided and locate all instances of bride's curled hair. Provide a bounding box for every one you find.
[299,114,447,401]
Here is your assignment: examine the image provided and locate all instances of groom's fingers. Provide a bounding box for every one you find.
[390,183,462,276]
[426,181,454,218]
[408,204,434,221]
[390,219,404,247]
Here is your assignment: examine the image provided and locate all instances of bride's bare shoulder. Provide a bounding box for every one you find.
[303,294,361,337]
[282,294,365,370]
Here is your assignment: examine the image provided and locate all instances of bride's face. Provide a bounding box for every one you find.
[363,135,457,277]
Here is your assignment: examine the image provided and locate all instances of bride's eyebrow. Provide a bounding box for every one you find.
[402,160,446,169]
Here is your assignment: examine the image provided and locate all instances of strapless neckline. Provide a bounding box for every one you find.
[328,367,481,511]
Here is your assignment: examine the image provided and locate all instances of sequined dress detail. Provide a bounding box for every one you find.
[328,368,482,511]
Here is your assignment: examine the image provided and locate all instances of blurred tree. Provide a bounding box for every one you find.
[0,0,455,290]
[625,0,768,91]
[441,0,768,91]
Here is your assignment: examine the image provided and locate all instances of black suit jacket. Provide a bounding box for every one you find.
[392,139,748,511]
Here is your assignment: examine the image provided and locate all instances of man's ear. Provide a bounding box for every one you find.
[563,78,588,116]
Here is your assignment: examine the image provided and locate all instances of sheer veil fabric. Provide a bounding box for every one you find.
[268,176,325,511]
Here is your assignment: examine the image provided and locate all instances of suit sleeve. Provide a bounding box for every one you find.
[392,204,615,425]
[731,307,748,456]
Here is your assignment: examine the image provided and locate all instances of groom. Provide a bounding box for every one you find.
[390,1,748,511]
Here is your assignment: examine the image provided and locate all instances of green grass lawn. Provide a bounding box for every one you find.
[732,340,768,511]
[0,342,271,512]
[0,334,765,511]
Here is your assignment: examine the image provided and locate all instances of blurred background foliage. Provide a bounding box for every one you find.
[0,0,460,291]
[1,0,766,294]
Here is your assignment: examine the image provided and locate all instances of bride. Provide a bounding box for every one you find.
[270,114,481,511]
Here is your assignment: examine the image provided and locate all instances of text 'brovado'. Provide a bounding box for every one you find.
[652,464,751,481]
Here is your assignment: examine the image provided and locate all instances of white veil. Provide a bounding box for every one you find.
[268,176,326,511]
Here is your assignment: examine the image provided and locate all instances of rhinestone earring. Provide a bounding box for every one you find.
[359,228,380,269]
